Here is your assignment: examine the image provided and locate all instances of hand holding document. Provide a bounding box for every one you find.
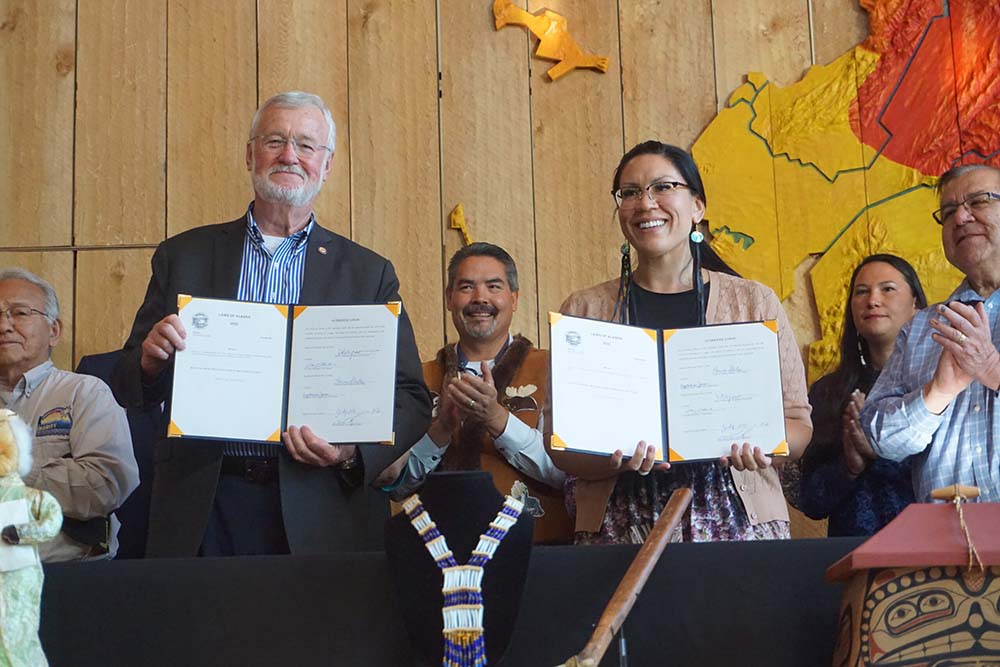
[169,296,399,446]
[549,314,787,463]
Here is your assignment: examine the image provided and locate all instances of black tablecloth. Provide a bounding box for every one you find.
[40,537,862,666]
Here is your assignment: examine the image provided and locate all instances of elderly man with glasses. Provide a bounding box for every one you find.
[111,91,430,557]
[0,268,138,560]
[862,164,1000,502]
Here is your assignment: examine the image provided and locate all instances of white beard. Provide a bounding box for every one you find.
[253,166,324,207]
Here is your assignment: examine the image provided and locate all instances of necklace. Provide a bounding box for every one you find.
[402,494,524,667]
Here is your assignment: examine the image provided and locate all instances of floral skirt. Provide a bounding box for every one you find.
[566,462,790,545]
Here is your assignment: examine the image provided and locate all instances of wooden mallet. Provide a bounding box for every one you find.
[556,487,693,667]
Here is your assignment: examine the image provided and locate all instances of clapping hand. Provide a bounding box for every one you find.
[841,389,876,477]
[445,363,509,438]
[925,301,999,411]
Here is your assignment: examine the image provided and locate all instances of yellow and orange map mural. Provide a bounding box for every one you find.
[692,0,1000,381]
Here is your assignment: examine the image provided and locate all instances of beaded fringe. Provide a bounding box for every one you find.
[403,495,524,667]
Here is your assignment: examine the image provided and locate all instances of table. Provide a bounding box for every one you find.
[40,537,861,666]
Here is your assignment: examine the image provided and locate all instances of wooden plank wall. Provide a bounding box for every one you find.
[1,0,869,534]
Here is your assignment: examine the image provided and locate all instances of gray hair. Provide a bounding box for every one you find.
[0,268,60,320]
[249,91,336,152]
[937,163,1000,194]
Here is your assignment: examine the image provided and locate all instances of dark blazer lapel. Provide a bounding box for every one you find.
[211,218,248,298]
[300,223,339,305]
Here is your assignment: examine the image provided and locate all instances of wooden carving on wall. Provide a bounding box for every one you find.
[449,204,474,246]
[493,0,609,81]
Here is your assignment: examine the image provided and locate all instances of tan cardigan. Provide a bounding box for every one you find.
[546,271,812,533]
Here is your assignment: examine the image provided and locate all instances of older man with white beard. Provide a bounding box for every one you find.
[111,91,430,557]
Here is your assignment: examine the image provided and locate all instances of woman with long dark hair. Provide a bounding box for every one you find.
[799,254,925,536]
[547,141,812,544]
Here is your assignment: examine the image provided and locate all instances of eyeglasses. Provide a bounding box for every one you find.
[248,135,332,159]
[612,181,690,207]
[932,191,1000,224]
[0,306,50,323]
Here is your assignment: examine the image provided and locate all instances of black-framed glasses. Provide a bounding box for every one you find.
[248,135,332,159]
[932,191,1000,224]
[0,305,50,323]
[612,180,690,207]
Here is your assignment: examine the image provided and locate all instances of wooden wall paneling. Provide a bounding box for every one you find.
[166,0,257,237]
[257,0,351,238]
[74,248,155,365]
[810,0,869,66]
[619,0,716,151]
[711,0,811,110]
[0,0,75,248]
[0,251,74,372]
[347,0,442,359]
[528,0,624,348]
[75,0,167,246]
[439,0,536,345]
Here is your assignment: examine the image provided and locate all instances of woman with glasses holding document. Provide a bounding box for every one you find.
[547,141,812,544]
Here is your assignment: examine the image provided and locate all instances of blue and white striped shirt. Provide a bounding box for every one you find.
[862,280,1000,503]
[227,204,314,457]
[236,205,313,303]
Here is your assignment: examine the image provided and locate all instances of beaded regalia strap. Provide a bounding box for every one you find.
[402,494,524,667]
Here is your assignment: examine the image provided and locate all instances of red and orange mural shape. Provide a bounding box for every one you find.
[692,0,1000,381]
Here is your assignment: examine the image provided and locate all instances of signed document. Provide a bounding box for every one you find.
[286,304,398,444]
[549,313,665,461]
[549,314,787,463]
[663,321,787,462]
[169,296,399,445]
[170,297,288,443]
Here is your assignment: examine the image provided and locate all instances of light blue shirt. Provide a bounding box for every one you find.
[861,280,1000,502]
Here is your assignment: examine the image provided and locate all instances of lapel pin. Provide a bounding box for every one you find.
[318,246,327,255]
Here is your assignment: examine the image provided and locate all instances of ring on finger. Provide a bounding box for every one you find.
[637,469,650,476]
[957,331,968,345]
[468,398,476,408]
